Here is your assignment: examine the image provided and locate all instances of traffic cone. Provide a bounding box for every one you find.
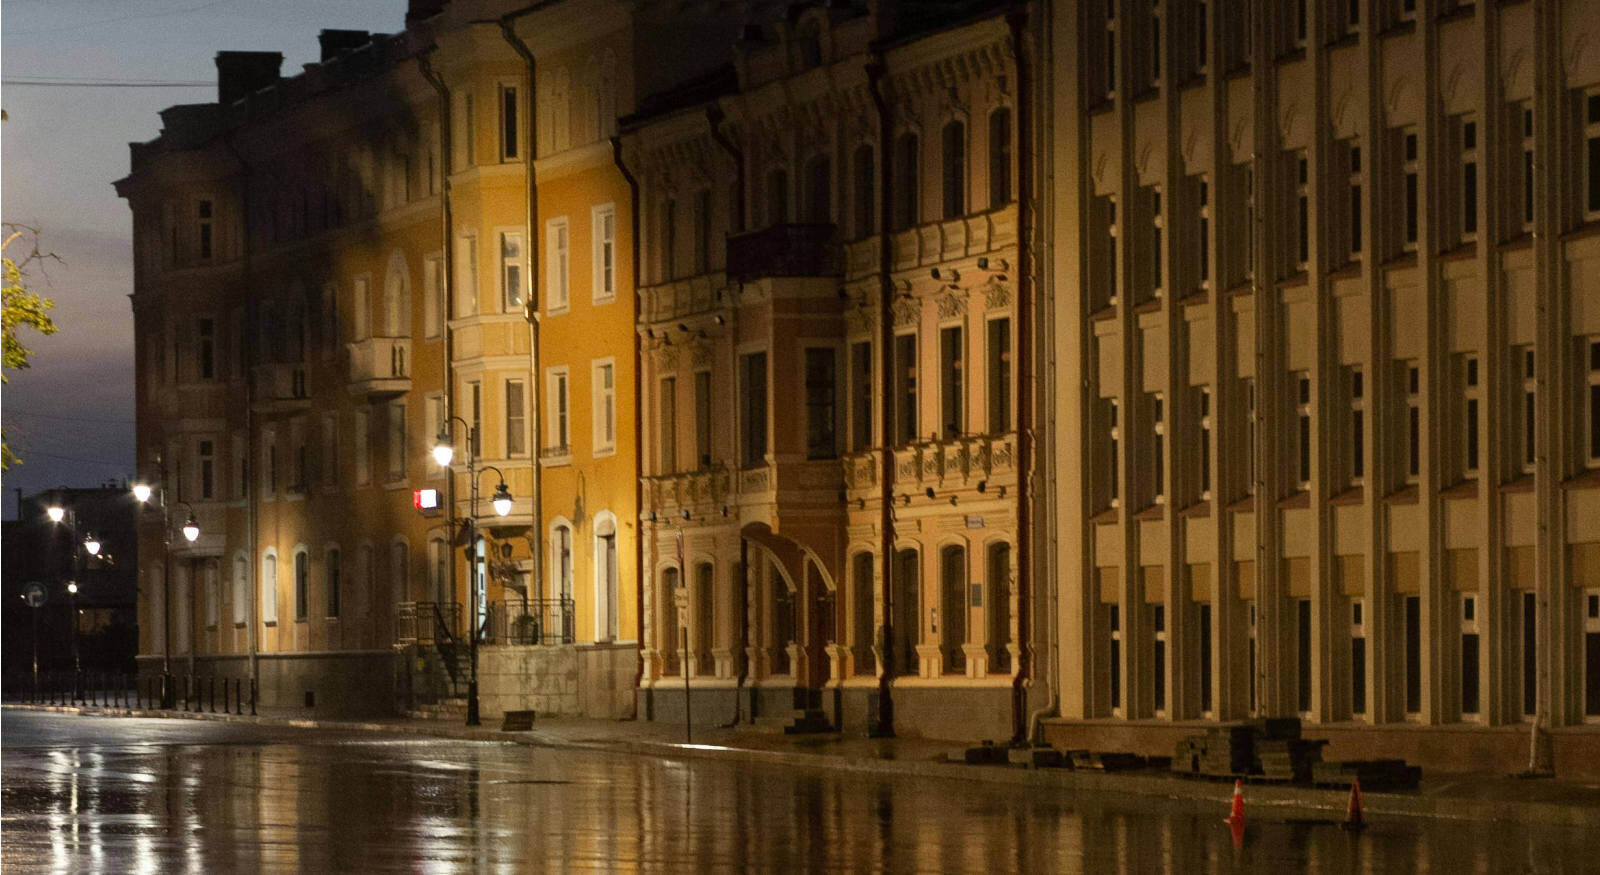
[1341,779,1366,831]
[1225,779,1246,827]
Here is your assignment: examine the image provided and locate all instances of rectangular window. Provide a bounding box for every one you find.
[1152,393,1166,503]
[1403,130,1419,250]
[505,379,526,457]
[1351,600,1367,715]
[1464,355,1480,476]
[1151,187,1164,294]
[851,340,873,451]
[198,318,215,380]
[1522,106,1536,231]
[1405,363,1421,482]
[940,326,964,438]
[500,85,518,160]
[1108,398,1122,507]
[1199,601,1213,713]
[1296,372,1312,489]
[387,401,406,479]
[1105,0,1118,97]
[1462,594,1480,716]
[805,348,838,460]
[1247,601,1257,713]
[456,235,478,317]
[1150,2,1162,85]
[199,440,215,500]
[1400,0,1416,21]
[741,352,769,467]
[424,254,443,338]
[1245,378,1257,495]
[989,109,1012,208]
[470,380,482,459]
[354,412,369,485]
[987,318,1012,433]
[1106,196,1119,305]
[594,204,617,301]
[1109,603,1122,710]
[1521,347,1536,472]
[462,92,476,166]
[264,431,279,496]
[595,361,617,456]
[1350,367,1365,483]
[546,218,569,311]
[1523,591,1538,716]
[894,333,919,445]
[198,200,213,261]
[1588,339,1600,466]
[658,375,677,474]
[1197,177,1211,284]
[500,232,524,312]
[1295,154,1309,270]
[294,551,309,622]
[326,549,341,618]
[548,369,570,453]
[1461,118,1478,239]
[1199,387,1212,499]
[1153,604,1167,713]
[1297,598,1312,714]
[1349,144,1363,256]
[693,370,711,467]
[1586,92,1600,219]
[322,414,338,488]
[1405,594,1421,714]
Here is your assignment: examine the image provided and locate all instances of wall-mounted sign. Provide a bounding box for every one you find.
[964,516,985,529]
[413,489,441,517]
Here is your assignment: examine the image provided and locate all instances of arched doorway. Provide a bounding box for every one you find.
[890,548,919,676]
[940,544,967,675]
[850,552,874,676]
[987,542,1013,674]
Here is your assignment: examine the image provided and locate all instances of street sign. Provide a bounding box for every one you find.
[22,582,46,608]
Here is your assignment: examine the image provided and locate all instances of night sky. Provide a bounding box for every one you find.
[2,0,406,518]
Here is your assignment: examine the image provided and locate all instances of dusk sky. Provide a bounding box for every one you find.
[2,0,404,518]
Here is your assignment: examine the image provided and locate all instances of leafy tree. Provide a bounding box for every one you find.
[2,224,61,471]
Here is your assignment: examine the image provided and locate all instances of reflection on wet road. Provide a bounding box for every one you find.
[2,710,1594,872]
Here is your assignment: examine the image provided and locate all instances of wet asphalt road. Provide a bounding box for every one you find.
[2,709,1596,873]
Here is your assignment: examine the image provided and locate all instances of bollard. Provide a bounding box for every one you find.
[235,678,243,715]
[223,678,231,714]
[209,676,216,713]
[250,677,257,716]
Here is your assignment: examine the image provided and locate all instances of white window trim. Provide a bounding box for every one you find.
[592,357,618,458]
[592,203,617,304]
[423,252,444,339]
[546,217,571,314]
[261,548,279,626]
[231,551,249,627]
[498,228,525,314]
[456,232,479,318]
[544,366,572,465]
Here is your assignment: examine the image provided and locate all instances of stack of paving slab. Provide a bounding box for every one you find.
[1171,724,1260,777]
[1309,759,1423,791]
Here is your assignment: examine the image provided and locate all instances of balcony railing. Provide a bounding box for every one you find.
[483,598,575,646]
[396,601,461,645]
[346,336,411,397]
[251,362,310,408]
[726,223,842,281]
[893,432,1018,488]
[643,464,731,514]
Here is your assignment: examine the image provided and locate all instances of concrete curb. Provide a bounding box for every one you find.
[7,703,1596,829]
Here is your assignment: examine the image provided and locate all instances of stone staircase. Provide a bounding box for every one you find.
[751,708,835,735]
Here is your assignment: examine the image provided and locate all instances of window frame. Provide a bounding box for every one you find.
[546,217,570,314]
[592,203,617,303]
[593,359,617,458]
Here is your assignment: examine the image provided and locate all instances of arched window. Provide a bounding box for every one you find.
[940,544,967,673]
[294,548,310,621]
[941,120,966,219]
[551,522,573,601]
[796,22,823,69]
[391,540,410,618]
[204,560,220,629]
[232,553,248,626]
[890,548,918,675]
[986,541,1013,673]
[383,251,410,336]
[426,538,447,604]
[693,561,715,673]
[851,552,875,676]
[766,167,789,228]
[893,133,919,230]
[659,566,681,675]
[325,546,342,618]
[594,512,619,641]
[853,145,875,239]
[988,108,1013,207]
[261,551,279,625]
[803,155,831,223]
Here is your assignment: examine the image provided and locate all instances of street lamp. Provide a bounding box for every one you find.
[46,505,65,524]
[181,515,200,543]
[132,482,152,504]
[83,533,101,557]
[433,417,515,727]
[132,465,200,708]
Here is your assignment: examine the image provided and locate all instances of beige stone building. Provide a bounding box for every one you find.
[1041,0,1600,773]
[626,0,1041,740]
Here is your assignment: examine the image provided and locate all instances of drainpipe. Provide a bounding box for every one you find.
[222,128,259,697]
[866,56,896,738]
[707,105,748,723]
[499,19,544,607]
[611,135,645,713]
[418,53,456,659]
[1008,6,1049,745]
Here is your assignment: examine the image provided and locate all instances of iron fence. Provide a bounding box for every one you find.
[483,597,575,646]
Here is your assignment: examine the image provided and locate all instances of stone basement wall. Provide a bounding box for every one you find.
[478,642,638,720]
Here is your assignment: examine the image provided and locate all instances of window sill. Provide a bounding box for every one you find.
[1328,485,1364,506]
[1382,251,1419,270]
[1177,288,1209,307]
[1225,281,1253,298]
[1383,485,1420,505]
[1090,507,1120,525]
[592,294,617,307]
[1178,501,1211,518]
[1278,271,1310,288]
[1499,233,1533,252]
[1132,504,1164,521]
[1501,474,1536,493]
[1277,491,1311,510]
[593,446,617,459]
[1439,241,1479,261]
[1562,468,1600,490]
[1440,480,1479,499]
[1132,297,1162,315]
[1560,220,1600,243]
[539,450,574,468]
[1327,261,1364,280]
[1088,304,1118,322]
[545,305,571,318]
[1225,495,1256,513]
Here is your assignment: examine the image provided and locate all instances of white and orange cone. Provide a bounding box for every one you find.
[1342,779,1366,831]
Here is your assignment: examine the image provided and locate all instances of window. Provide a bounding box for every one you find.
[1351,598,1366,715]
[321,415,338,488]
[426,394,446,474]
[500,85,519,160]
[1294,154,1309,271]
[1349,144,1363,257]
[941,121,965,219]
[424,254,443,338]
[741,352,769,467]
[693,370,711,467]
[351,275,370,341]
[1295,372,1311,490]
[804,156,830,224]
[1296,598,1311,714]
[893,133,919,230]
[263,429,279,496]
[1109,602,1122,711]
[1245,377,1257,495]
[1152,393,1166,503]
[1586,92,1600,220]
[1587,339,1600,467]
[850,340,873,451]
[548,368,570,453]
[506,379,526,457]
[1197,177,1211,284]
[1463,355,1480,477]
[501,232,524,312]
[1105,0,1118,98]
[198,200,213,260]
[593,204,617,301]
[853,146,876,239]
[766,168,789,227]
[940,325,964,438]
[1402,130,1419,251]
[199,439,215,500]
[805,348,837,460]
[1399,0,1416,22]
[232,555,248,626]
[1405,362,1421,483]
[988,318,1012,433]
[1461,118,1478,240]
[1462,593,1480,717]
[989,109,1012,208]
[1106,196,1120,305]
[692,190,710,276]
[471,380,482,458]
[1150,0,1163,85]
[261,552,278,625]
[204,562,220,629]
[894,333,919,445]
[662,198,678,280]
[1108,397,1122,507]
[1404,594,1421,714]
[1195,0,1209,74]
[198,318,215,380]
[1522,105,1535,232]
[1522,590,1537,716]
[294,550,309,621]
[326,548,341,618]
[456,235,478,317]
[546,218,569,311]
[387,401,406,479]
[1154,603,1167,714]
[553,524,573,601]
[1520,346,1536,473]
[594,361,617,456]
[1151,187,1164,295]
[1350,367,1365,484]
[1198,387,1212,499]
[658,375,677,474]
[462,91,476,166]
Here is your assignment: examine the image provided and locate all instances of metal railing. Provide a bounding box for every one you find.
[483,597,575,646]
[396,601,462,645]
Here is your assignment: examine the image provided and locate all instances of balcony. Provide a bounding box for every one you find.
[893,432,1018,490]
[251,362,310,412]
[726,223,842,281]
[841,450,881,496]
[346,336,411,398]
[643,464,732,517]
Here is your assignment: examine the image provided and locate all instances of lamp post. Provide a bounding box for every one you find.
[133,475,200,709]
[433,419,514,727]
[45,500,98,702]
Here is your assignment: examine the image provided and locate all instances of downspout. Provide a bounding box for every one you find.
[610,135,645,710]
[706,104,747,723]
[866,56,896,737]
[499,20,544,606]
[418,53,456,654]
[222,129,259,695]
[1009,6,1048,745]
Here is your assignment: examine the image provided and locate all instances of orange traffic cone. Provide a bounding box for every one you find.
[1225,779,1246,827]
[1341,779,1366,831]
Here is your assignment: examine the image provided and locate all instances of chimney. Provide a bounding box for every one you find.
[215,51,284,105]
[318,29,371,62]
[405,0,448,25]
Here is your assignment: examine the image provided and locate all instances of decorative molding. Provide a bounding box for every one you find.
[937,291,968,320]
[984,281,1012,310]
[891,295,921,328]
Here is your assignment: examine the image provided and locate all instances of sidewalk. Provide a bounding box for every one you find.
[7,701,1599,828]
